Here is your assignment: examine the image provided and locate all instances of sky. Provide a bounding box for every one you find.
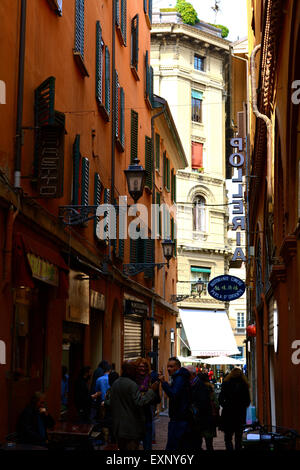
[153,0,248,42]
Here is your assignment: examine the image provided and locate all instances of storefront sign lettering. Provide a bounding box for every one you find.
[27,253,59,286]
[208,275,246,301]
[230,138,246,262]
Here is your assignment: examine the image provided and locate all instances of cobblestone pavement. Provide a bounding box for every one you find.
[152,415,226,451]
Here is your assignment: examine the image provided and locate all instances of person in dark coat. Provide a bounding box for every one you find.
[158,357,191,451]
[186,367,216,451]
[108,361,160,450]
[17,392,55,447]
[218,367,251,451]
[74,366,92,422]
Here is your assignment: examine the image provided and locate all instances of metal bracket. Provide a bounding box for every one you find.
[170,294,198,303]
[123,262,167,276]
[59,205,98,225]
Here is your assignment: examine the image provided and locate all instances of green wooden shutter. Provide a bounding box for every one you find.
[118,238,124,259]
[163,151,167,188]
[104,188,110,241]
[131,15,139,70]
[166,158,170,191]
[130,238,137,263]
[120,87,125,148]
[115,70,119,139]
[81,157,89,206]
[130,110,138,162]
[115,0,120,26]
[145,51,149,98]
[121,0,127,45]
[72,135,81,205]
[148,0,152,23]
[135,15,139,70]
[75,0,85,58]
[149,65,154,106]
[34,76,56,127]
[94,173,103,236]
[144,0,147,13]
[144,238,154,278]
[96,21,103,104]
[155,133,160,170]
[145,136,152,190]
[105,47,111,114]
[156,191,161,237]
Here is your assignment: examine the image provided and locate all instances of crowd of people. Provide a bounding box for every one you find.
[15,356,251,451]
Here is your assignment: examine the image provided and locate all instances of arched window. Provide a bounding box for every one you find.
[193,196,206,232]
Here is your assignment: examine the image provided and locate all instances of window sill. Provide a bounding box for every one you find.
[116,137,125,153]
[131,66,140,81]
[73,51,89,77]
[145,95,153,110]
[97,101,110,122]
[192,120,203,126]
[116,25,126,46]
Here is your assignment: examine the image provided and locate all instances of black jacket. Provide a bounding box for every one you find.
[219,375,250,430]
[162,367,191,422]
[17,405,55,446]
[190,377,214,431]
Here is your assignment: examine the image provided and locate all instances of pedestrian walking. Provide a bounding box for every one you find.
[108,361,160,450]
[90,360,110,394]
[61,366,69,411]
[198,372,220,450]
[158,357,191,451]
[74,366,93,423]
[134,358,161,450]
[218,367,251,451]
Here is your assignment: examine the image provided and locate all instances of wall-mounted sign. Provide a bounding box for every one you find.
[66,270,89,325]
[208,275,246,301]
[27,253,59,286]
[0,340,6,364]
[229,138,246,263]
[125,299,148,316]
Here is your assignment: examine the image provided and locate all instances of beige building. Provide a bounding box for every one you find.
[151,8,240,368]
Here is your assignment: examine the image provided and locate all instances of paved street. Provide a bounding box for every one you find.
[152,415,226,451]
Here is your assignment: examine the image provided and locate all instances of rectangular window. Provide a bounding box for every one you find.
[192,90,203,123]
[131,15,139,72]
[192,141,203,170]
[194,54,205,71]
[237,312,245,329]
[190,267,210,295]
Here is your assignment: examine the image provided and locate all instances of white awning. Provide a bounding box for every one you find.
[204,356,246,365]
[179,309,240,357]
[177,356,204,364]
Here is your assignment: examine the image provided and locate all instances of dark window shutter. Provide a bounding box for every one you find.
[163,151,167,188]
[72,135,81,205]
[135,15,139,69]
[94,173,103,236]
[156,191,161,237]
[145,136,152,190]
[75,0,85,58]
[130,238,137,263]
[115,0,120,26]
[81,157,89,206]
[131,15,139,70]
[115,70,119,139]
[105,47,111,114]
[104,188,110,241]
[143,0,147,13]
[144,238,154,278]
[121,0,127,45]
[34,76,56,126]
[166,158,170,191]
[155,133,160,170]
[96,21,103,104]
[148,0,152,23]
[120,87,125,148]
[145,51,149,98]
[149,65,153,106]
[130,110,138,162]
[118,238,124,259]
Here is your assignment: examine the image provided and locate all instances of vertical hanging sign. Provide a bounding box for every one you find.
[230,138,246,263]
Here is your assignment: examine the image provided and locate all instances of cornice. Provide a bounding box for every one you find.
[279,235,297,265]
[269,263,287,289]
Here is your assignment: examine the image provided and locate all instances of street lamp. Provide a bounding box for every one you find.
[124,158,147,204]
[162,239,175,268]
[171,278,207,303]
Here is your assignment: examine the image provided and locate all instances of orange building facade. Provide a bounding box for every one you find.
[0,0,187,439]
[247,0,300,442]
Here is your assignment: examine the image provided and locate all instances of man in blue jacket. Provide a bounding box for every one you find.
[159,357,191,450]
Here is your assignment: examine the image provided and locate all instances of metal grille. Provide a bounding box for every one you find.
[124,315,143,360]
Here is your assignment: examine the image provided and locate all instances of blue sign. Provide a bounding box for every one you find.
[208,275,246,301]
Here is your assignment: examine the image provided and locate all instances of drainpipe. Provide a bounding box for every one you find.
[2,201,20,292]
[14,0,27,188]
[250,44,273,210]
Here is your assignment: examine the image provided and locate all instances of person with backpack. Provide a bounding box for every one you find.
[218,367,251,451]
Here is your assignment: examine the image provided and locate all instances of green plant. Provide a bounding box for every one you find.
[209,23,229,38]
[176,0,199,26]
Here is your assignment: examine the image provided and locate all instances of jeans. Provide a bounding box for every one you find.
[166,421,190,451]
[224,427,243,451]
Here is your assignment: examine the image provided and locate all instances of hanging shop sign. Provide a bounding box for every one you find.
[208,275,246,301]
[27,253,59,286]
[229,138,246,263]
[66,270,89,325]
[90,290,105,311]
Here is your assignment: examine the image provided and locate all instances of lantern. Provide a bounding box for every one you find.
[246,324,256,337]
